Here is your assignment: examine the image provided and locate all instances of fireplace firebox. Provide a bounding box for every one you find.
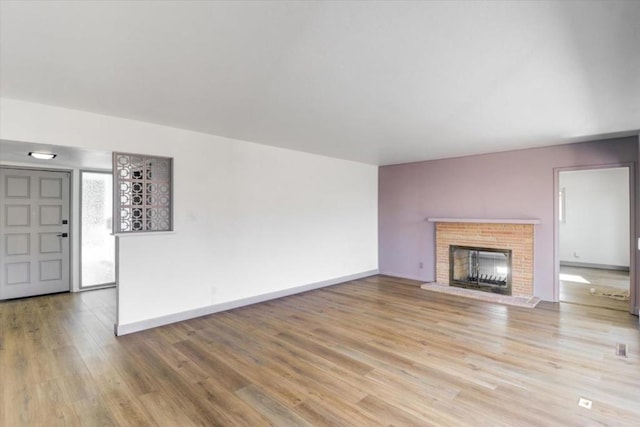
[449,245,512,295]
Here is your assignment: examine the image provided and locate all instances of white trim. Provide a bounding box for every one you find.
[80,170,116,289]
[554,162,636,313]
[427,217,541,224]
[114,269,379,336]
[560,261,630,271]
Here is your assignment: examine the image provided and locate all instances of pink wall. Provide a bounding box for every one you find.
[379,137,638,302]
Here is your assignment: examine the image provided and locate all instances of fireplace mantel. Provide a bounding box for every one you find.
[427,218,541,225]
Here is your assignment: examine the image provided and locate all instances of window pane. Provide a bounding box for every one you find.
[559,187,566,223]
[81,172,115,287]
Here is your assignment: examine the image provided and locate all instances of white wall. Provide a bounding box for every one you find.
[559,167,630,267]
[0,98,379,332]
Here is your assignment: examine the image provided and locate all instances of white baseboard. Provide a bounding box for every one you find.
[560,261,630,271]
[114,269,378,336]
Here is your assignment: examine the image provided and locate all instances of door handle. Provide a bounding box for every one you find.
[57,233,69,238]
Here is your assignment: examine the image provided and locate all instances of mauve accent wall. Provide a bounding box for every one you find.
[379,137,638,302]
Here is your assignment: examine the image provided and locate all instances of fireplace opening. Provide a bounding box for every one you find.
[449,245,512,295]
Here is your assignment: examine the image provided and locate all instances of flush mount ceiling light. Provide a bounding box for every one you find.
[29,152,57,160]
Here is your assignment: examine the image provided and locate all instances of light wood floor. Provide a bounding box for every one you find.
[560,265,630,311]
[1,275,639,426]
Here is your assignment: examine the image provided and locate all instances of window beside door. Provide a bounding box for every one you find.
[81,171,115,288]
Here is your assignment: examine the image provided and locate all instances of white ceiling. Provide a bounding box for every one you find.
[1,1,639,166]
[0,139,113,170]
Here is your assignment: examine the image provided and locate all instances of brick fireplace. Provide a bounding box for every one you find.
[429,219,539,298]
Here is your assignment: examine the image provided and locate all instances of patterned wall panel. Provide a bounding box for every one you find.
[114,152,172,233]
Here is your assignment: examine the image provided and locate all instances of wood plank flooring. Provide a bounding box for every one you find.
[1,275,639,426]
[560,266,630,311]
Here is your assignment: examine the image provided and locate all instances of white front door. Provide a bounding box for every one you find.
[0,168,71,300]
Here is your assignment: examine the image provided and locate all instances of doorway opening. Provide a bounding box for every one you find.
[1,139,117,329]
[557,166,631,311]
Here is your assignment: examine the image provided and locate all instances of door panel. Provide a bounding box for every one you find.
[40,177,62,198]
[1,168,70,300]
[6,233,30,255]
[6,205,30,226]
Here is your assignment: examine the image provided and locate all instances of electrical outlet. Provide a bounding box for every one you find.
[419,262,424,269]
[578,398,592,409]
[573,251,580,258]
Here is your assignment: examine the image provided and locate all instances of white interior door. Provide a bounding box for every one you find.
[0,167,70,300]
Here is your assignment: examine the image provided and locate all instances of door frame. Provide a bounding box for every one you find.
[0,165,74,297]
[553,162,636,314]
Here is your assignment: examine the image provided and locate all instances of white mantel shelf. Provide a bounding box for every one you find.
[427,218,541,225]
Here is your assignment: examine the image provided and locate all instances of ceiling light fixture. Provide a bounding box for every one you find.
[28,152,57,160]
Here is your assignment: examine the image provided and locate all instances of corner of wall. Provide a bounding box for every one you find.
[114,269,378,336]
